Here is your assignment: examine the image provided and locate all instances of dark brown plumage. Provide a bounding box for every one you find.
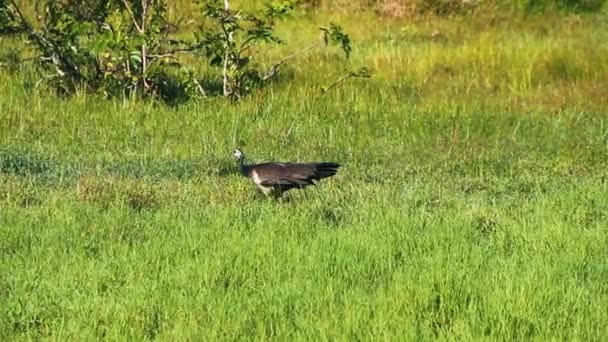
[232,148,340,197]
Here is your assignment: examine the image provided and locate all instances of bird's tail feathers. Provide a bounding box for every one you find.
[313,162,341,179]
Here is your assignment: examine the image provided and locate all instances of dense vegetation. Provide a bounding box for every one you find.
[0,0,361,102]
[1,0,608,339]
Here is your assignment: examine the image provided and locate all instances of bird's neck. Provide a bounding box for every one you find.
[237,157,249,176]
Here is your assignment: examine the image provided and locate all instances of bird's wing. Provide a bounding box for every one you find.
[253,163,317,187]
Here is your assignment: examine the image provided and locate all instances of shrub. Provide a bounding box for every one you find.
[0,0,366,103]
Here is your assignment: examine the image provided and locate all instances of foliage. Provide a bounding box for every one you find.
[196,0,291,97]
[0,0,183,99]
[0,0,21,33]
[0,0,364,103]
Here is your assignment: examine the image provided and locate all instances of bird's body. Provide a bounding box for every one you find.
[233,149,340,198]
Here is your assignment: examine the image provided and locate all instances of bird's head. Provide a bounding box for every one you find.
[232,148,244,161]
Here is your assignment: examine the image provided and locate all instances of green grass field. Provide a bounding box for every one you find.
[1,4,608,340]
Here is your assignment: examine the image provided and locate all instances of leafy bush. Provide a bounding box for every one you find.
[0,0,365,103]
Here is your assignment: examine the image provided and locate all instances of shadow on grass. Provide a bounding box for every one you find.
[0,146,239,183]
[0,148,51,177]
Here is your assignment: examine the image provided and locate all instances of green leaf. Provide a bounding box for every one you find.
[320,23,352,59]
[129,50,142,64]
[264,1,294,19]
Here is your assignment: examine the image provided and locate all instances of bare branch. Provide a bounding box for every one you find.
[7,0,79,80]
[35,73,60,88]
[8,0,32,31]
[121,0,144,33]
[118,1,152,92]
[7,1,50,50]
[262,41,320,81]
[146,53,176,60]
[145,46,201,60]
[192,78,207,97]
[321,68,372,94]
[141,0,147,31]
[222,0,232,97]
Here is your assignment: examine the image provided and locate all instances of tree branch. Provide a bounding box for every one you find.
[140,0,149,89]
[222,0,232,97]
[145,46,201,60]
[262,41,320,81]
[322,68,372,94]
[8,0,32,31]
[7,0,79,80]
[192,78,207,97]
[120,0,144,33]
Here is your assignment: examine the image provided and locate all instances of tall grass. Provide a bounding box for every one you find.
[1,5,608,340]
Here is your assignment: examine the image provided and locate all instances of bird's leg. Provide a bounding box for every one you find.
[302,186,309,201]
[276,193,289,204]
[256,188,270,200]
[273,190,283,202]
